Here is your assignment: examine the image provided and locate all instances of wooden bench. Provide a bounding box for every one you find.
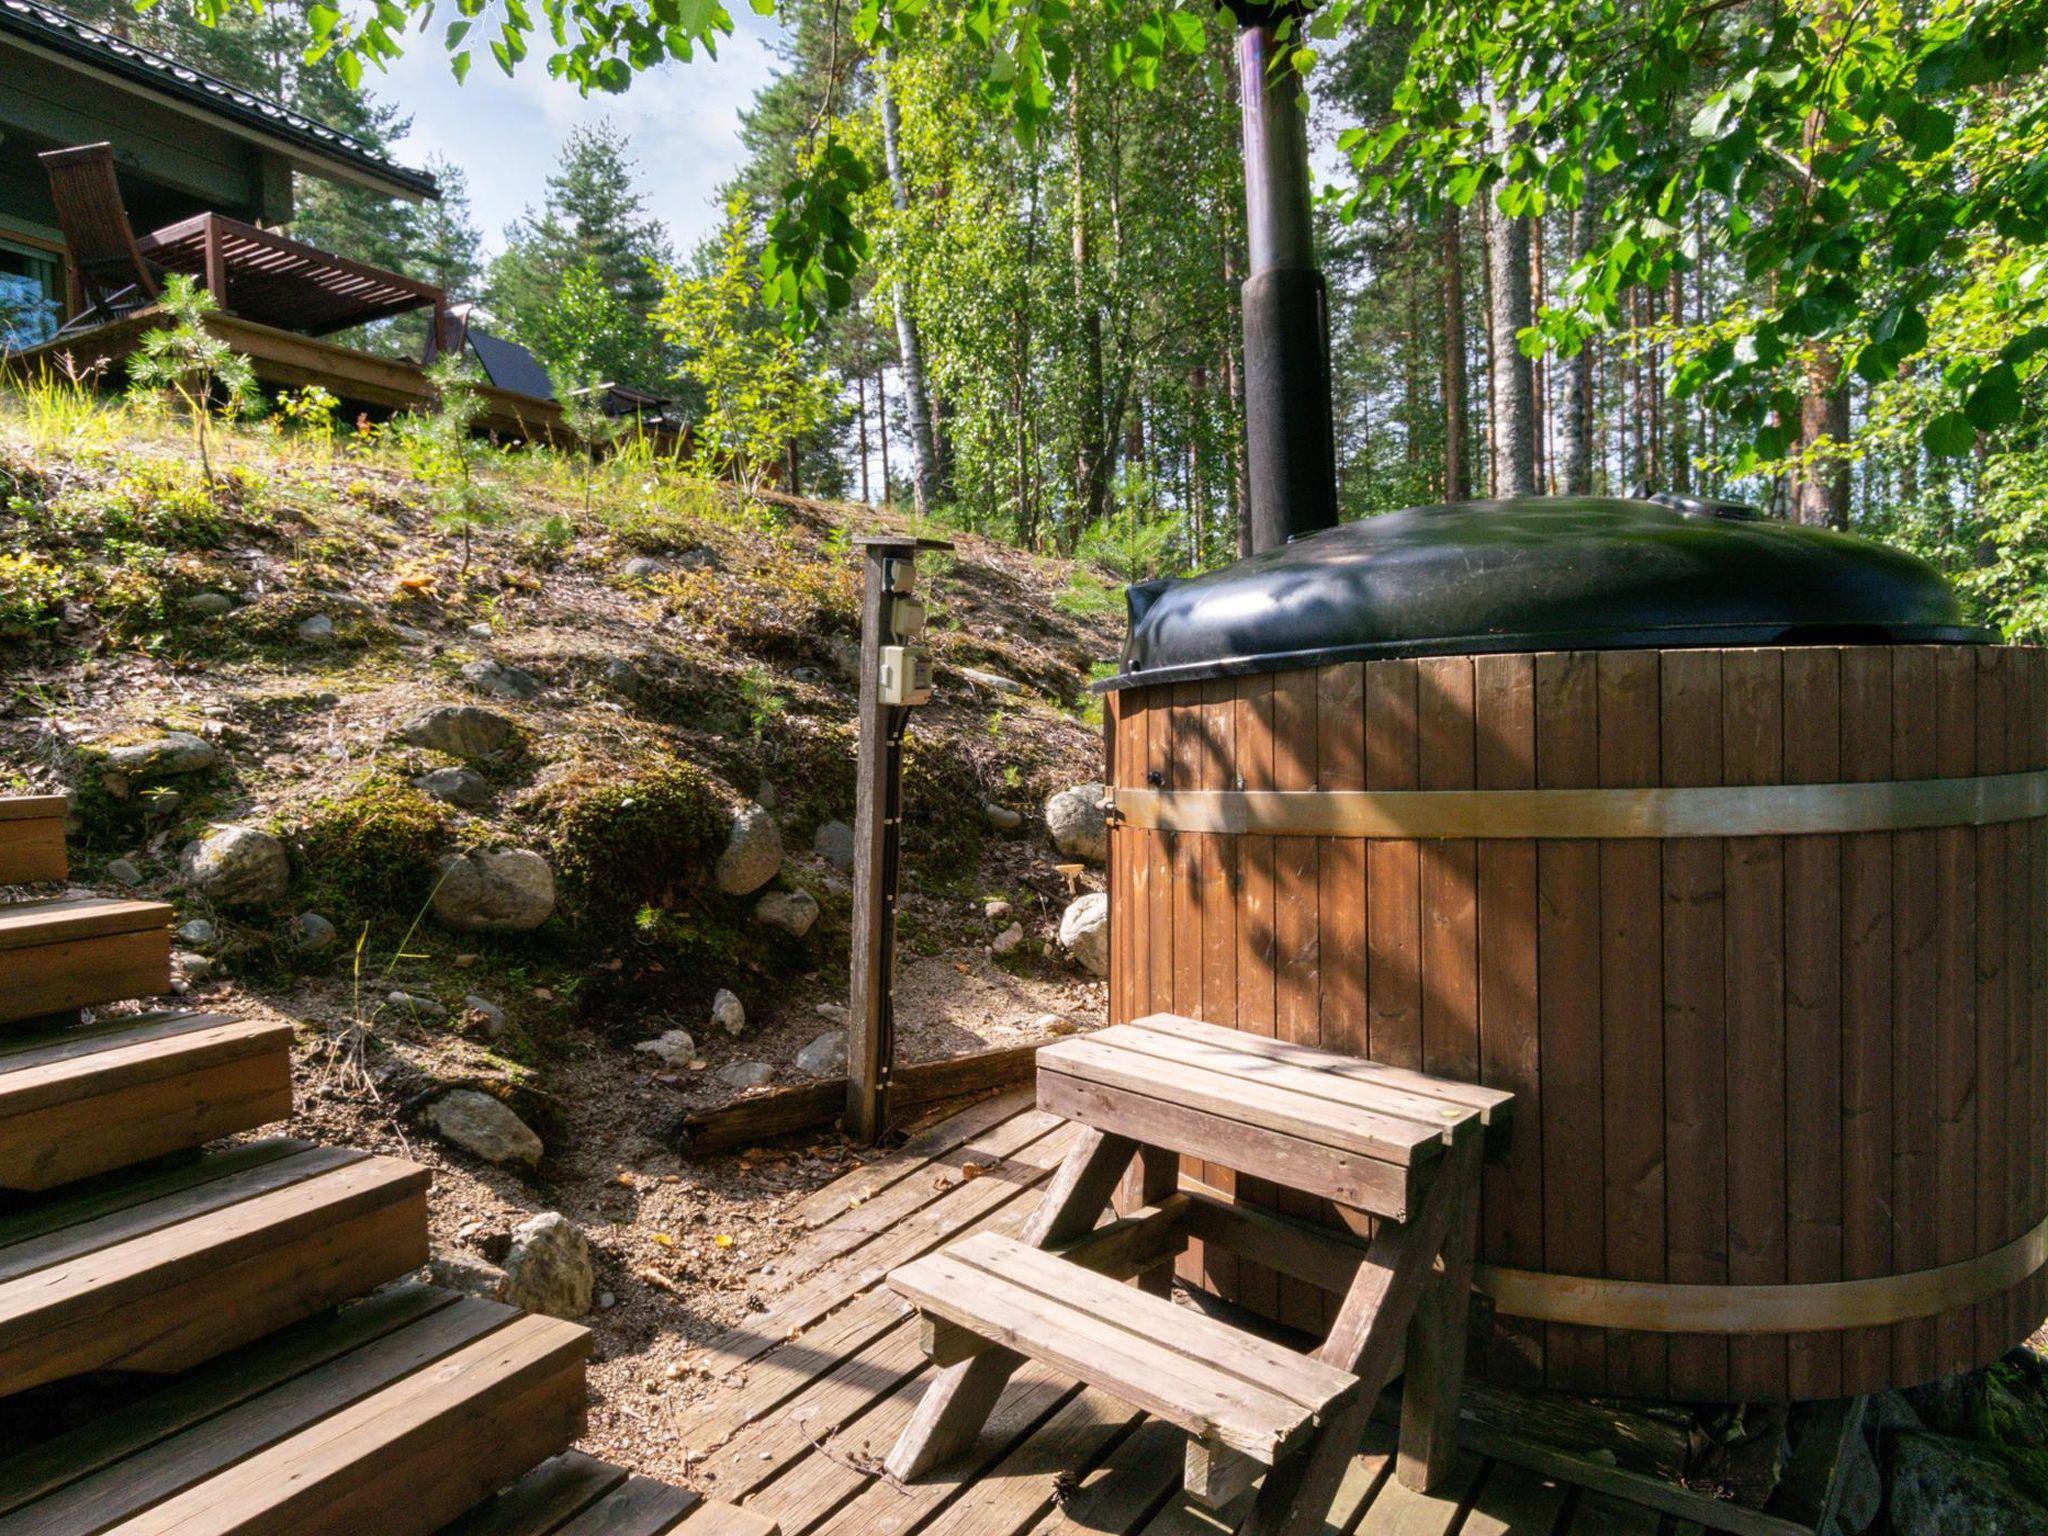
[885,1013,1511,1536]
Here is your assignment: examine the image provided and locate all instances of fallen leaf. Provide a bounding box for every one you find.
[651,1233,676,1247]
[959,1162,986,1181]
[715,1233,734,1249]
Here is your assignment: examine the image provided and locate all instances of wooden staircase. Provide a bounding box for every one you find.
[0,798,776,1536]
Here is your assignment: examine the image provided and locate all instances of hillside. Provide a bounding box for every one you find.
[0,385,1122,1475]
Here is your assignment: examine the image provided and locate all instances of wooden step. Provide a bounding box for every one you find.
[0,1012,293,1190]
[0,1283,590,1535]
[889,1230,1359,1466]
[0,897,172,1025]
[438,1450,782,1535]
[0,1137,428,1397]
[0,797,67,886]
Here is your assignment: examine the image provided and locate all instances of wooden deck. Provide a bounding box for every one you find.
[675,1092,1750,1536]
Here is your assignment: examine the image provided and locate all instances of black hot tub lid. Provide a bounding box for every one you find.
[1105,494,1992,690]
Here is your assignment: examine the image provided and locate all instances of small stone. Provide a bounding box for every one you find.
[676,546,720,570]
[1044,784,1108,864]
[957,666,1025,695]
[105,857,143,887]
[710,989,746,1036]
[715,802,783,896]
[622,556,668,580]
[180,825,290,908]
[715,1060,774,1089]
[598,1291,617,1310]
[634,1028,697,1066]
[753,888,819,938]
[814,1001,849,1022]
[462,658,542,700]
[467,621,494,639]
[602,657,641,696]
[176,918,218,947]
[173,950,215,984]
[293,911,337,952]
[296,613,336,643]
[422,1089,543,1169]
[413,765,494,810]
[795,1030,847,1077]
[462,994,508,1037]
[984,899,1013,922]
[813,820,856,873]
[991,922,1025,956]
[431,849,556,933]
[1832,1425,1880,1533]
[104,732,220,779]
[1058,891,1110,976]
[401,705,517,760]
[424,1254,508,1299]
[499,1212,594,1319]
[386,990,448,1022]
[1035,1013,1080,1036]
[392,624,434,645]
[983,802,1022,831]
[181,591,233,616]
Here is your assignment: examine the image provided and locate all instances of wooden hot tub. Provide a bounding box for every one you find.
[1100,496,2048,1403]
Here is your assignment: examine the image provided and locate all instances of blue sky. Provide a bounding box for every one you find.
[371,10,786,260]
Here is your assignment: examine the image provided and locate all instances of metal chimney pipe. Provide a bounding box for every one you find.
[1229,1,1338,554]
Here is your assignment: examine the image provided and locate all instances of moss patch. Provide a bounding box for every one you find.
[542,754,731,923]
[902,738,985,879]
[289,773,454,919]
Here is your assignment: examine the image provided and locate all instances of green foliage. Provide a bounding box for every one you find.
[275,385,341,439]
[291,775,454,917]
[902,735,985,879]
[543,754,730,922]
[1076,513,1179,582]
[402,357,504,573]
[126,275,256,483]
[0,551,69,637]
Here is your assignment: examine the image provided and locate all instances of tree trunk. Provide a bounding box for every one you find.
[1792,348,1851,528]
[1666,267,1690,493]
[1071,82,1108,527]
[878,45,941,516]
[856,371,870,504]
[1441,204,1470,500]
[1479,193,1498,495]
[1487,101,1537,497]
[1530,210,1548,492]
[1556,193,1598,494]
[877,365,892,500]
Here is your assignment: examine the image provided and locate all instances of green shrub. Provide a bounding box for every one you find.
[291,775,454,916]
[0,551,68,637]
[545,755,731,921]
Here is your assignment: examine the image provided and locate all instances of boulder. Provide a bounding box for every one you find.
[105,732,219,779]
[462,994,509,1039]
[414,765,494,810]
[1058,891,1110,976]
[1887,1431,2048,1535]
[754,888,820,939]
[431,849,556,933]
[173,950,215,984]
[710,988,746,1036]
[462,658,542,700]
[422,1089,543,1169]
[296,614,336,643]
[105,858,143,887]
[813,820,856,873]
[498,1212,594,1319]
[622,556,668,580]
[795,1029,847,1077]
[633,1029,697,1066]
[715,1060,774,1089]
[958,666,1025,695]
[602,657,641,697]
[180,825,290,908]
[1044,784,1107,864]
[715,802,783,896]
[293,911,338,952]
[175,918,218,948]
[181,591,233,617]
[401,705,517,759]
[982,802,1022,832]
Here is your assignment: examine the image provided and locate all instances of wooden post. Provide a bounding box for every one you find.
[202,214,228,313]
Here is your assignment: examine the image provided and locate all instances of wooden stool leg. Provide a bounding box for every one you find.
[1121,1144,1179,1297]
[1396,1136,1482,1491]
[885,1128,1137,1480]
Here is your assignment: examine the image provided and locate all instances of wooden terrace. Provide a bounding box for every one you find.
[674,1089,1769,1536]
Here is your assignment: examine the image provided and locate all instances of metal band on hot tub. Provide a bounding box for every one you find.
[1107,770,2048,840]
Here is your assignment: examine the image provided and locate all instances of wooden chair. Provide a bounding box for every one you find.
[38,143,160,334]
[885,1013,1512,1536]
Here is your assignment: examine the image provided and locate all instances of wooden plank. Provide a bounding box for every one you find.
[1722,646,1787,1401]
[1473,651,1542,1389]
[552,1475,697,1535]
[1594,650,1664,1399]
[1272,665,1325,1335]
[1315,661,1370,1330]
[2004,646,2040,1354]
[1026,1418,1188,1535]
[1180,1179,1367,1295]
[1365,660,1423,1074]
[1348,1448,1482,1535]
[1457,1459,1571,1536]
[678,1047,1041,1151]
[779,1092,1032,1230]
[1171,683,1205,1026]
[1535,651,1604,1390]
[0,795,70,821]
[1839,645,1895,1394]
[1234,672,1282,1322]
[0,796,67,884]
[2029,647,2048,1347]
[664,1499,781,1536]
[1147,684,1176,1025]
[1397,1136,1483,1491]
[1975,646,2012,1365]
[0,896,170,950]
[1417,655,1479,1091]
[1195,675,1242,1302]
[1659,647,1727,1401]
[1781,648,1844,1400]
[434,1452,628,1535]
[1889,646,1940,1386]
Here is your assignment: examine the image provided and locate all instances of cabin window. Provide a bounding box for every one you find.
[0,238,60,350]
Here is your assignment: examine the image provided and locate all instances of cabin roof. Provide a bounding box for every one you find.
[0,0,438,201]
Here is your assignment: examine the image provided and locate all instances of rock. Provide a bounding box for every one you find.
[181,591,233,616]
[710,988,746,1036]
[414,765,494,810]
[462,658,542,700]
[293,911,337,952]
[467,621,494,639]
[176,918,218,947]
[431,849,556,933]
[598,1291,616,1310]
[796,1030,847,1077]
[392,624,434,646]
[814,1001,848,1022]
[984,899,1013,922]
[1044,784,1107,864]
[1907,1370,1986,1435]
[462,994,508,1038]
[982,802,1022,832]
[958,666,1025,695]
[828,634,861,681]
[1865,1391,1922,1435]
[296,614,336,643]
[622,556,668,580]
[715,803,782,896]
[1831,1425,1880,1534]
[1887,1430,2048,1535]
[1058,891,1110,976]
[602,657,641,696]
[991,922,1025,956]
[423,1089,543,1169]
[813,820,856,873]
[180,825,289,908]
[141,788,183,821]
[104,731,219,779]
[715,1060,774,1089]
[386,990,448,1022]
[173,950,215,984]
[1035,1013,1081,1036]
[424,1254,508,1300]
[498,1212,594,1319]
[676,545,720,571]
[754,888,819,938]
[401,705,517,759]
[105,857,143,887]
[634,1028,697,1066]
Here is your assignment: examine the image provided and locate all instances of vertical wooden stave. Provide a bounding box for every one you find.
[1535,651,1607,1390]
[1195,676,1241,1302]
[1163,684,1203,1285]
[1232,672,1281,1321]
[1317,663,1369,1328]
[1104,689,1125,1028]
[1888,648,1940,1386]
[1782,648,1845,1399]
[1975,648,2011,1365]
[1145,690,1175,1020]
[2030,648,2048,1341]
[1930,647,1979,1378]
[2008,649,2042,1348]
[1271,667,1324,1334]
[1418,657,1481,1083]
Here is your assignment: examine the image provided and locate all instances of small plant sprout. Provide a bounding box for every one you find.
[125,274,255,485]
[560,384,619,520]
[405,355,504,576]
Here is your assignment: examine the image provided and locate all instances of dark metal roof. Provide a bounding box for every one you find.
[465,328,555,402]
[0,0,438,200]
[1107,494,1993,690]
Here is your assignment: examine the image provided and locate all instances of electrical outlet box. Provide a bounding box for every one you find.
[878,645,932,706]
[883,557,916,595]
[886,595,927,643]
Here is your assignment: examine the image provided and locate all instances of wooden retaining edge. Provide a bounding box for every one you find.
[677,1044,1043,1152]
